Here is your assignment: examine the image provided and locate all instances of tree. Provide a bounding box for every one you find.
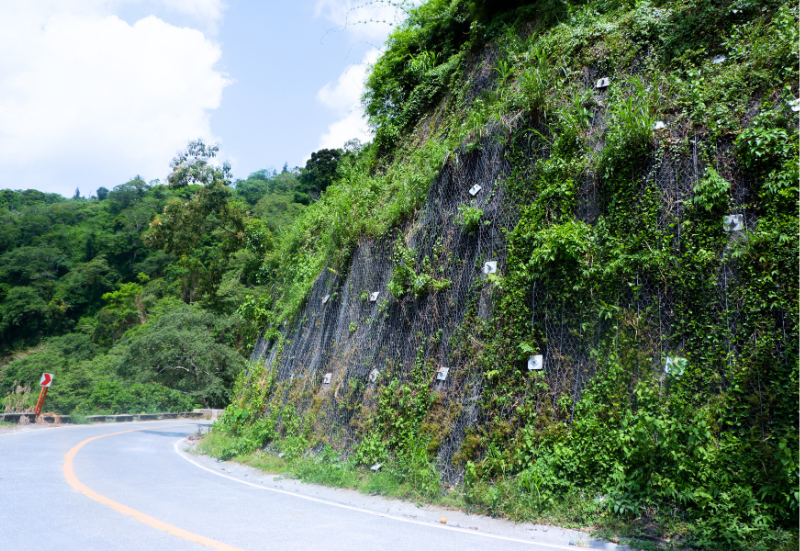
[20,189,48,206]
[234,177,270,205]
[0,286,51,352]
[299,148,342,195]
[343,138,363,154]
[107,177,150,214]
[146,141,242,256]
[144,141,264,302]
[0,246,69,286]
[97,281,146,344]
[0,213,20,253]
[0,333,99,397]
[55,256,117,316]
[73,188,80,199]
[116,307,245,407]
[96,187,109,201]
[116,197,160,273]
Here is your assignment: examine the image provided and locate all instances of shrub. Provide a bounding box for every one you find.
[454,204,485,234]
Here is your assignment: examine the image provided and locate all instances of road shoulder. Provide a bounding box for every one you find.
[178,438,630,550]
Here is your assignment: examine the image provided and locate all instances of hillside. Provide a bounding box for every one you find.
[204,0,799,549]
[0,158,329,412]
[2,0,797,548]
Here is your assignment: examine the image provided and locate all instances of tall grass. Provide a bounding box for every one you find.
[261,133,453,323]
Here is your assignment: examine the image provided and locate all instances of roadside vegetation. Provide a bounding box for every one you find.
[196,431,609,544]
[0,145,352,414]
[204,0,799,550]
[2,0,796,548]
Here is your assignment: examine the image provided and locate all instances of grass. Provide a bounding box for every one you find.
[195,429,766,551]
[68,412,92,424]
[196,430,461,504]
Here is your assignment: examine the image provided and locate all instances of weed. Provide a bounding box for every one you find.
[454,204,486,234]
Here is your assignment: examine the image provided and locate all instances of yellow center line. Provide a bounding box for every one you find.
[63,424,245,551]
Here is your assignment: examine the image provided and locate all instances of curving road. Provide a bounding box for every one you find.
[0,421,627,551]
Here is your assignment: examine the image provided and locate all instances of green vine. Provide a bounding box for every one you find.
[387,239,452,298]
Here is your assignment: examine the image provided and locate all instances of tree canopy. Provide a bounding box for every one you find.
[0,141,309,414]
[298,148,343,196]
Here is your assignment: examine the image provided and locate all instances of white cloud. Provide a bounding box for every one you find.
[0,1,229,194]
[18,1,226,31]
[316,49,381,150]
[316,110,370,152]
[313,0,414,152]
[312,1,425,151]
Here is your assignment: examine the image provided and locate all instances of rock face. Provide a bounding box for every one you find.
[250,135,514,478]
[249,114,763,480]
[245,39,773,483]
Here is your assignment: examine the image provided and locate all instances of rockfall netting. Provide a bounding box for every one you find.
[521,130,762,428]
[251,133,515,479]
[249,114,775,482]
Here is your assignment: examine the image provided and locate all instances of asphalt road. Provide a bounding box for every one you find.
[0,421,628,551]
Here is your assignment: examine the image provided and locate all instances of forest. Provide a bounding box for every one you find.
[2,0,798,549]
[0,143,352,413]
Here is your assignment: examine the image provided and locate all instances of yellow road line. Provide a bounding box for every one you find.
[63,424,245,551]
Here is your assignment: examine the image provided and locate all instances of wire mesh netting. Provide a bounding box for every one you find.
[251,133,514,478]
[248,106,784,480]
[516,118,765,429]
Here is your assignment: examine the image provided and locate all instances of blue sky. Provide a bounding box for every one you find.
[0,0,404,196]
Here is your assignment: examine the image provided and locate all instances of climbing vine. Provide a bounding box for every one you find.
[216,1,798,549]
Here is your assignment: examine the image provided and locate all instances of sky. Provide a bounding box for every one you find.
[0,0,409,197]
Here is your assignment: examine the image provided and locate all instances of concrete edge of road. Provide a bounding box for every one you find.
[0,418,210,439]
[0,412,205,424]
[174,437,634,551]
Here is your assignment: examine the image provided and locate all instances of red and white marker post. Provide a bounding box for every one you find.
[34,373,53,418]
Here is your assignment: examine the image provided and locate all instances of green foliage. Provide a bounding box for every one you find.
[493,58,514,83]
[599,76,659,179]
[0,140,301,413]
[0,333,191,414]
[735,105,798,177]
[299,148,343,195]
[206,408,280,460]
[517,45,553,115]
[0,287,55,350]
[239,137,451,324]
[363,0,472,144]
[461,1,800,544]
[83,381,194,414]
[387,240,452,299]
[0,246,69,286]
[98,281,145,344]
[524,219,592,278]
[117,307,246,408]
[453,204,485,234]
[143,141,252,301]
[0,178,160,353]
[351,349,441,496]
[692,168,731,212]
[234,168,311,229]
